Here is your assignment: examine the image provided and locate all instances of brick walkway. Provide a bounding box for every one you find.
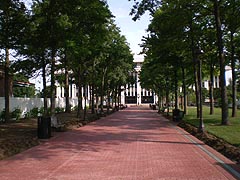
[0,106,239,180]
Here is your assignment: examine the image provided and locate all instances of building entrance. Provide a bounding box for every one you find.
[141,96,154,104]
[125,96,137,104]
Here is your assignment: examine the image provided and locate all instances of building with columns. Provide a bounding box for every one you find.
[121,55,156,105]
[54,55,156,106]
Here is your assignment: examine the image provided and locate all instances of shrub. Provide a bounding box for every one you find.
[55,107,65,113]
[39,107,51,116]
[30,107,39,118]
[24,111,31,119]
[11,108,22,120]
[72,106,78,111]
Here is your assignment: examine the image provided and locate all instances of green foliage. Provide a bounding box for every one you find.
[24,107,40,119]
[55,107,65,113]
[13,73,35,97]
[187,90,196,105]
[10,108,22,120]
[0,0,28,50]
[1,0,134,115]
[72,106,78,111]
[24,106,65,118]
[39,107,51,116]
[0,108,22,121]
[30,107,39,118]
[129,0,161,21]
[202,88,208,102]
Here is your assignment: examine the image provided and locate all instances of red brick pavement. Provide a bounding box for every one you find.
[0,106,239,180]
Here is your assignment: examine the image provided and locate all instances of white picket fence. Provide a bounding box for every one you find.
[0,97,80,118]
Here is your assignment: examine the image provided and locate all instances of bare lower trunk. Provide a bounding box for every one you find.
[174,70,178,110]
[190,21,199,118]
[50,50,56,115]
[77,68,83,118]
[42,58,48,116]
[100,68,107,112]
[230,31,237,117]
[182,66,187,115]
[209,63,214,115]
[166,82,170,116]
[107,86,110,114]
[197,54,204,132]
[213,0,229,125]
[64,52,70,113]
[4,48,10,122]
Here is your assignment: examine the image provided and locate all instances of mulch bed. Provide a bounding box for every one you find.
[0,109,116,160]
[0,119,39,160]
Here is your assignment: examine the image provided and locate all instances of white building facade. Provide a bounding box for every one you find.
[121,55,156,105]
[54,56,156,106]
[202,66,232,90]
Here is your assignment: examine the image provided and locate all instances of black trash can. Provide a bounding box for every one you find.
[38,116,51,139]
[172,109,180,121]
[152,105,156,110]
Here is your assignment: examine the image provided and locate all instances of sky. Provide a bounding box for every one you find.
[106,0,151,62]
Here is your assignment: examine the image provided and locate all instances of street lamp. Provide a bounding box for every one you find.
[195,48,204,132]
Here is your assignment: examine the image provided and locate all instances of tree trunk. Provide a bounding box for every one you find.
[114,86,117,108]
[182,66,187,115]
[197,54,204,132]
[166,79,170,116]
[4,48,10,122]
[91,84,95,114]
[230,31,237,117]
[107,84,110,114]
[83,84,87,121]
[91,64,95,114]
[194,54,199,118]
[118,86,121,107]
[89,84,92,113]
[174,70,178,110]
[42,57,48,116]
[77,68,83,118]
[96,89,99,112]
[213,0,229,125]
[100,68,107,112]
[100,84,104,112]
[209,63,214,115]
[190,20,199,118]
[158,90,161,111]
[50,50,56,115]
[64,51,70,113]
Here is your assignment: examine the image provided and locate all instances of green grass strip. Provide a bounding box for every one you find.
[183,106,240,147]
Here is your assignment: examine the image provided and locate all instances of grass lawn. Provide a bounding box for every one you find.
[183,106,240,147]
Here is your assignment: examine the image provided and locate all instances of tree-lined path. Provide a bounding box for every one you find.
[0,106,239,180]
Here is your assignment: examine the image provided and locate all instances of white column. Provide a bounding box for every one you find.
[136,71,141,105]
[130,84,132,96]
[133,83,135,96]
[73,85,76,98]
[121,86,125,104]
[142,89,145,97]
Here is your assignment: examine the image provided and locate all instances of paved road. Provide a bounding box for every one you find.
[0,106,240,180]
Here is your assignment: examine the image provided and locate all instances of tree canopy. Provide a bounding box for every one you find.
[1,0,134,118]
[130,0,240,126]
